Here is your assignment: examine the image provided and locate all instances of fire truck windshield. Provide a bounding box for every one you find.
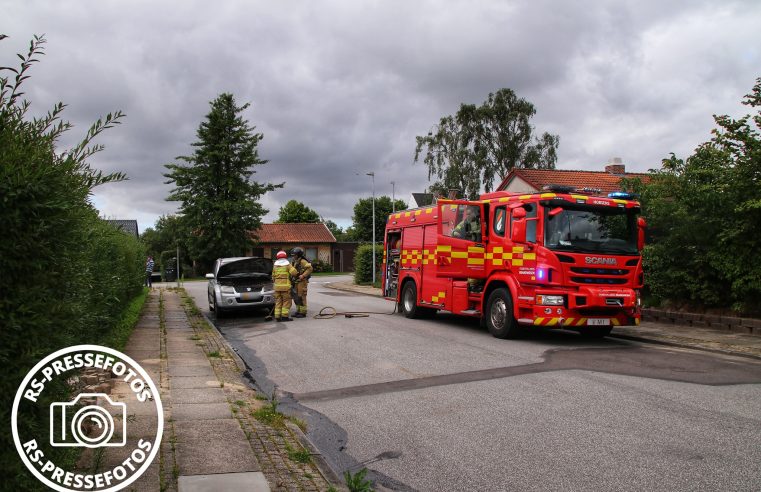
[543,205,638,255]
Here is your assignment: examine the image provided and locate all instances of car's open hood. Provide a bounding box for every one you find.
[217,257,272,278]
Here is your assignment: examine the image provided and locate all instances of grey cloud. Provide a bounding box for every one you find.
[2,0,759,234]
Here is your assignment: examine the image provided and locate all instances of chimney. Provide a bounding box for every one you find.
[605,157,625,175]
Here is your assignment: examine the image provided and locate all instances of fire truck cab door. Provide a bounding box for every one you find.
[436,200,487,279]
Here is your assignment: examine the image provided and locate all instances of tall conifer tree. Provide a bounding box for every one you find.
[165,94,282,267]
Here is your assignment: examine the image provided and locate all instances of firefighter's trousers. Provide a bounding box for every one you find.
[274,289,292,318]
[294,281,308,314]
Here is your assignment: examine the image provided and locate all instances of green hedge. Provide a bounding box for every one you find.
[353,244,383,284]
[0,35,145,489]
[311,258,334,273]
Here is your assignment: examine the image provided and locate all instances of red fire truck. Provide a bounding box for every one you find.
[381,186,645,338]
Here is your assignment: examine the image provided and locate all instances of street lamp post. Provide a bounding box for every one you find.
[391,181,396,213]
[367,172,376,285]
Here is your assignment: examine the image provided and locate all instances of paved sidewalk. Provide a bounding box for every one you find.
[161,290,267,491]
[89,288,340,491]
[325,280,761,359]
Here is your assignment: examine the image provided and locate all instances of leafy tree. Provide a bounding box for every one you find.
[164,93,282,269]
[638,78,761,313]
[415,88,559,200]
[276,199,320,223]
[141,214,185,258]
[350,196,407,242]
[323,219,346,241]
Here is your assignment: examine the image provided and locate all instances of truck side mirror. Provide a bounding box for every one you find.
[512,207,527,243]
[637,217,647,251]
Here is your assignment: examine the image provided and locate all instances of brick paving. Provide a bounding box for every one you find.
[173,289,338,492]
[77,289,339,491]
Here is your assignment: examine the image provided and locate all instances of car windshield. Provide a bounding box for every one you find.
[217,258,273,278]
[544,205,638,255]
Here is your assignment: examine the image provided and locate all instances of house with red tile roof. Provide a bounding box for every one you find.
[496,158,649,196]
[249,222,339,268]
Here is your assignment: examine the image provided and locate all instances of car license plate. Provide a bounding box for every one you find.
[240,292,257,301]
[588,318,610,326]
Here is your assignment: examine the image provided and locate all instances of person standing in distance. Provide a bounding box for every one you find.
[290,247,313,318]
[272,250,298,322]
[145,256,155,288]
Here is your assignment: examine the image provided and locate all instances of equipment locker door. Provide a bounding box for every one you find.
[436,200,487,279]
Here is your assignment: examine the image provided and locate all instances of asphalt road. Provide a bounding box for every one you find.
[184,276,761,491]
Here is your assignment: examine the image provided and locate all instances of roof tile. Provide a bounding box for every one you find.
[251,223,336,243]
[499,168,649,195]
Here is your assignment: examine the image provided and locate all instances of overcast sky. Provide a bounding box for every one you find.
[4,0,759,232]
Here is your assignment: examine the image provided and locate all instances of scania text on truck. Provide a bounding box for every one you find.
[381,186,646,338]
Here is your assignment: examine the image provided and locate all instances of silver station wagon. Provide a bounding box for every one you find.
[206,257,275,317]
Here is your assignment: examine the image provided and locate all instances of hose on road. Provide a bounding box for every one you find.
[313,304,398,319]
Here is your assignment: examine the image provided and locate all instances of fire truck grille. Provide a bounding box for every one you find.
[579,308,620,316]
[570,267,628,275]
[570,277,628,285]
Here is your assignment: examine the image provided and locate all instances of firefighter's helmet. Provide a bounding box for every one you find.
[276,250,288,259]
[290,247,304,259]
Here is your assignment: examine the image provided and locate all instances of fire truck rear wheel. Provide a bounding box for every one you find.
[401,281,435,319]
[486,288,521,339]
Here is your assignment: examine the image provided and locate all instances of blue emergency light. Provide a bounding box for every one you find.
[607,191,639,199]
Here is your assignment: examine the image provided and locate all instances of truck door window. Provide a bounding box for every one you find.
[493,206,506,237]
[446,204,482,242]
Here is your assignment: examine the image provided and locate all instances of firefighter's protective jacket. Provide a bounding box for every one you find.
[272,259,298,292]
[292,258,313,284]
[453,217,481,241]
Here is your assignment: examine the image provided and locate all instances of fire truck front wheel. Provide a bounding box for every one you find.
[485,288,522,339]
[401,281,435,319]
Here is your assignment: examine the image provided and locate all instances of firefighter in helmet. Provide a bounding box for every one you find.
[272,250,298,322]
[452,206,481,241]
[290,247,313,318]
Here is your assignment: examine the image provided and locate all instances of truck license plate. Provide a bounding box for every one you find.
[588,318,610,326]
